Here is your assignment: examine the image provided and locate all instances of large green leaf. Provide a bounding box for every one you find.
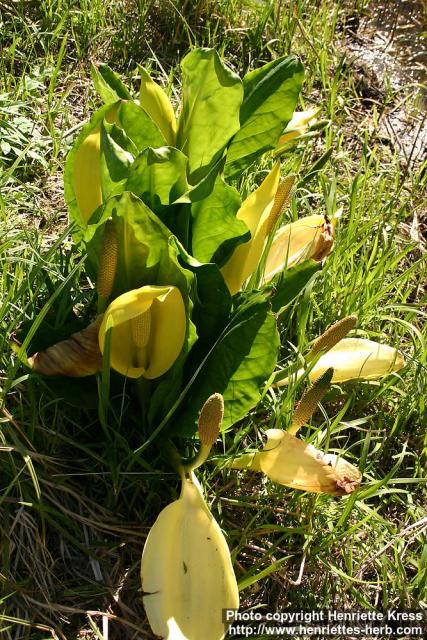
[225,56,304,179]
[91,62,132,104]
[190,176,250,266]
[99,121,133,201]
[267,259,321,313]
[177,48,243,184]
[170,294,279,436]
[85,192,192,299]
[103,120,138,157]
[126,146,189,211]
[172,239,232,344]
[187,156,225,203]
[117,101,166,152]
[125,146,191,245]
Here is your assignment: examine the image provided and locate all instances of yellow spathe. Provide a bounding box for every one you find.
[278,338,405,386]
[141,472,239,640]
[306,338,405,383]
[264,212,338,282]
[221,161,281,295]
[72,106,117,225]
[139,67,177,146]
[98,285,186,379]
[73,129,102,225]
[256,429,361,496]
[277,107,320,146]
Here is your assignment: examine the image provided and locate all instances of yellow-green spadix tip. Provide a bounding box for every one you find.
[198,393,224,447]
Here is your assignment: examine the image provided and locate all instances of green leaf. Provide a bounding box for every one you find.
[125,146,191,246]
[91,62,132,104]
[100,121,133,201]
[225,56,304,179]
[117,101,166,152]
[268,260,322,313]
[170,294,279,436]
[104,121,138,156]
[298,148,333,188]
[172,239,232,344]
[85,192,192,299]
[187,156,225,203]
[177,48,243,184]
[126,146,189,211]
[190,176,250,266]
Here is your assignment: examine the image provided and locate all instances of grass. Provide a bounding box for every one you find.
[1,0,426,638]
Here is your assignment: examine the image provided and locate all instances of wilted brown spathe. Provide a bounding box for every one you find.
[28,316,103,377]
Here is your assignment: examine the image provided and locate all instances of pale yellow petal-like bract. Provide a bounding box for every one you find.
[221,162,281,295]
[72,106,118,225]
[98,285,186,379]
[306,338,405,383]
[141,472,239,640]
[277,338,405,386]
[264,211,340,282]
[139,67,177,146]
[73,129,103,225]
[277,107,321,146]
[256,429,361,495]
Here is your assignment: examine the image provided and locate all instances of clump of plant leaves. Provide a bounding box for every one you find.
[25,49,405,640]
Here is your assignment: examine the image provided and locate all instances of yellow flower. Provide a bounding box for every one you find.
[249,429,361,495]
[139,67,177,146]
[220,161,337,293]
[230,368,361,496]
[141,471,239,640]
[72,105,118,226]
[98,285,186,379]
[264,211,340,282]
[141,394,238,640]
[277,337,405,386]
[277,107,321,147]
[221,162,281,295]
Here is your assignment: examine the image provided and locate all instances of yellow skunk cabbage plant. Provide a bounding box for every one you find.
[263,210,340,281]
[230,370,362,495]
[23,49,406,640]
[275,317,405,387]
[141,394,239,640]
[98,285,186,379]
